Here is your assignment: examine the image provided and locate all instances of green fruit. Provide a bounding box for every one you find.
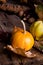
[35,4,43,20]
[30,21,43,40]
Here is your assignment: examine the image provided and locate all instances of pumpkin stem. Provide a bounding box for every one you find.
[21,20,26,34]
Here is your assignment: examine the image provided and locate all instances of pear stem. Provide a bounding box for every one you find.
[21,20,26,34]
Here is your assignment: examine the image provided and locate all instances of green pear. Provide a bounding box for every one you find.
[30,21,43,40]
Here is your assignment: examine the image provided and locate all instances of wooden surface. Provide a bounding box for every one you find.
[0,42,43,65]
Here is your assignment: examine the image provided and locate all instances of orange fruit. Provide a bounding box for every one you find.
[11,27,34,51]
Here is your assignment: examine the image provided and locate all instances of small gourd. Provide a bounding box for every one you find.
[12,20,34,51]
[35,4,43,20]
[4,20,36,58]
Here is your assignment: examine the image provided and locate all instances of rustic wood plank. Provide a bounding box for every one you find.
[0,42,43,65]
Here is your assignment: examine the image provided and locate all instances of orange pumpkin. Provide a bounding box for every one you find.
[11,20,34,51]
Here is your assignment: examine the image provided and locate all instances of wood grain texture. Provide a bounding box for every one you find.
[0,42,43,65]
